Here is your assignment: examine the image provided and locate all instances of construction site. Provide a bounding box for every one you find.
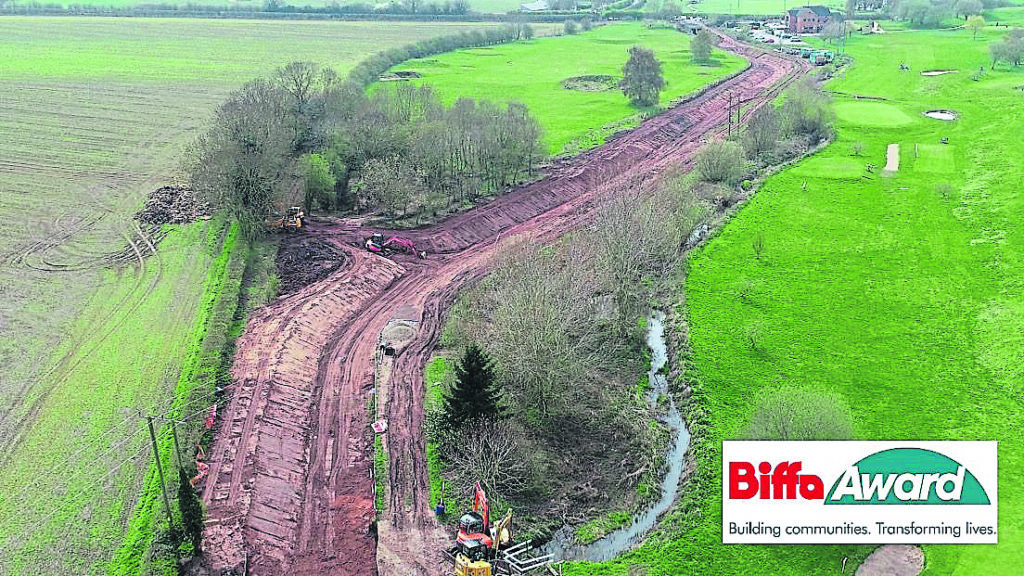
[196,32,805,576]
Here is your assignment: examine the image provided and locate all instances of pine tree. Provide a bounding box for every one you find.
[178,467,204,553]
[442,344,501,430]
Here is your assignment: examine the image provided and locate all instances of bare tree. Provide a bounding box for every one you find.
[741,105,779,160]
[446,420,530,497]
[188,78,291,239]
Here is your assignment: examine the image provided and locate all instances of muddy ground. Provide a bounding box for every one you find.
[136,185,209,225]
[199,33,806,576]
[275,237,347,295]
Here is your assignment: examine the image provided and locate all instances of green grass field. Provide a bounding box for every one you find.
[391,23,747,154]
[16,0,526,13]
[0,16,497,574]
[565,25,1024,576]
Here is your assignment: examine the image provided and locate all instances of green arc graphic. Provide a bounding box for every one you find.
[825,448,991,505]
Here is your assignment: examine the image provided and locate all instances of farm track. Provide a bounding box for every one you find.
[201,34,807,576]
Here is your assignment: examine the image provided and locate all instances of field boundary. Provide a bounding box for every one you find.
[108,221,248,576]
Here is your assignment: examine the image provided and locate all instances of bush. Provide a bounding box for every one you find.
[695,140,745,185]
[780,77,835,145]
[564,20,579,35]
[743,385,855,440]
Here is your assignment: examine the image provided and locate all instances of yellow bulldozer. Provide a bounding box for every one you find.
[265,206,305,232]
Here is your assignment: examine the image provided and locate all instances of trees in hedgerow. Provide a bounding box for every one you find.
[695,140,746,185]
[442,344,502,430]
[743,385,855,440]
[742,105,779,160]
[273,61,337,150]
[990,28,1024,68]
[955,0,983,19]
[300,153,337,212]
[780,77,835,144]
[620,46,665,107]
[352,155,423,217]
[177,467,204,553]
[691,29,713,64]
[188,78,292,239]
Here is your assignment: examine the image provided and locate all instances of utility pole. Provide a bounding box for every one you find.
[170,419,184,470]
[727,92,733,136]
[147,416,175,528]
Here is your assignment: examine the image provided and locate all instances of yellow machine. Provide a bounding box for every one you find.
[265,206,305,231]
[455,553,492,576]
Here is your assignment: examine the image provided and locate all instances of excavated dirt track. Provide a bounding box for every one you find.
[201,34,806,576]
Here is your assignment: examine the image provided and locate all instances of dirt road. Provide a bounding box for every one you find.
[201,34,806,576]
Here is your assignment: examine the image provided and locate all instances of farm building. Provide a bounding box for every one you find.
[787,5,832,33]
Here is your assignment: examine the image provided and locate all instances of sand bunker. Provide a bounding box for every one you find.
[921,70,957,76]
[857,545,924,576]
[562,75,618,91]
[924,109,959,121]
[378,70,422,82]
[883,143,900,174]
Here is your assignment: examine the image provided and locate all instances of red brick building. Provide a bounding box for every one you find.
[787,5,832,34]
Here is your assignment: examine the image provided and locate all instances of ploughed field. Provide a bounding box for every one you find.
[0,17,500,575]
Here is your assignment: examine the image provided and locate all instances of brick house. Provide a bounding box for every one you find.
[787,5,832,34]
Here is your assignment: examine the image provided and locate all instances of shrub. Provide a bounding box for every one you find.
[695,140,745,185]
[743,385,855,440]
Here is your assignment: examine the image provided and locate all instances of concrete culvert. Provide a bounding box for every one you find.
[924,109,959,121]
[920,70,957,76]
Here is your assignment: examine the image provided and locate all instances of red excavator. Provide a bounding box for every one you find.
[365,232,426,259]
[448,483,556,575]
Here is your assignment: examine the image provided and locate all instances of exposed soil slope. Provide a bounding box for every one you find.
[201,34,806,576]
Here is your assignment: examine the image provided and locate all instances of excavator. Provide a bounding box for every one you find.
[265,206,305,232]
[450,483,555,576]
[365,232,426,259]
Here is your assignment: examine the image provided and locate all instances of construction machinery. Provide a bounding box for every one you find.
[266,206,305,232]
[365,232,426,259]
[448,483,556,576]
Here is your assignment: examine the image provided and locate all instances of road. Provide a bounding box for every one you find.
[199,32,806,576]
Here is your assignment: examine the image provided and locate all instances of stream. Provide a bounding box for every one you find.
[541,311,691,563]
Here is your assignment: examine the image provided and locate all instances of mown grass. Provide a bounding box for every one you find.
[565,25,1024,576]
[391,22,747,154]
[0,17,497,575]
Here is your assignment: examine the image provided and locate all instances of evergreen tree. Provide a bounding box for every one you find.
[178,467,204,553]
[442,344,501,430]
[620,46,665,107]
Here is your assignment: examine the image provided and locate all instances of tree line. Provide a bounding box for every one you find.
[189,25,544,237]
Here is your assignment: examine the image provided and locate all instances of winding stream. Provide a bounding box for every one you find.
[542,312,691,562]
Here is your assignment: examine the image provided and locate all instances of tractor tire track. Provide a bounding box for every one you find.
[201,34,807,576]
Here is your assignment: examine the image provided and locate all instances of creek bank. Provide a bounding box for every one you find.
[541,311,690,562]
